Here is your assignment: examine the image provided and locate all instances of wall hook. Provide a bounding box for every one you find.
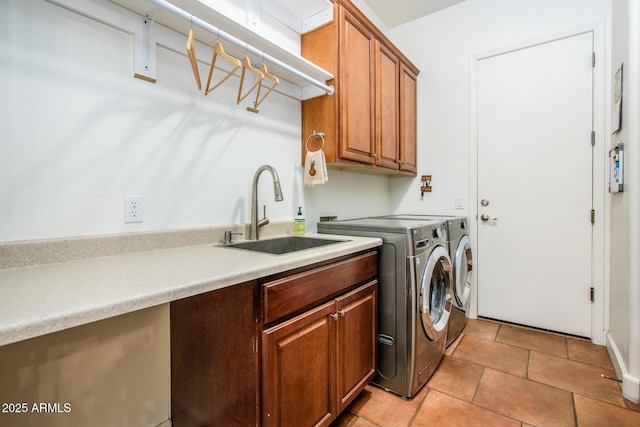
[420,174,432,197]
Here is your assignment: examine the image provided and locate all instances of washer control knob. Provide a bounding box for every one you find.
[432,227,442,238]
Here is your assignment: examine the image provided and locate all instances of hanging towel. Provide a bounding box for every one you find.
[304,149,328,187]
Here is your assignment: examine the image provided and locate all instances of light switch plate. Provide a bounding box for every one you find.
[455,197,464,210]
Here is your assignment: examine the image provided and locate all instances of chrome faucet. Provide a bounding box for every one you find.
[250,165,284,240]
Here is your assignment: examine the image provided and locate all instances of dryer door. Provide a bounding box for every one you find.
[419,245,452,341]
[453,235,472,310]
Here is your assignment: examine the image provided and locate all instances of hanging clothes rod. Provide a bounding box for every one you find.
[146,0,334,96]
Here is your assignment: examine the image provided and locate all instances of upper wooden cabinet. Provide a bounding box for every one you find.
[400,64,418,174]
[302,0,420,175]
[376,42,400,170]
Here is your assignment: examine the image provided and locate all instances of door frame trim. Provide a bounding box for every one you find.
[468,21,608,345]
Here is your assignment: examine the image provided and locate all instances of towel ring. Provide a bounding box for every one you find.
[305,130,325,152]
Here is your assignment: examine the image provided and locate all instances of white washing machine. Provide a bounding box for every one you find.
[318,217,452,398]
[377,215,472,346]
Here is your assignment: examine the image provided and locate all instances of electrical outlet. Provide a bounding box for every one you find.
[124,196,143,223]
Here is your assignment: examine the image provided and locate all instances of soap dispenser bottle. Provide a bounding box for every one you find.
[294,206,306,235]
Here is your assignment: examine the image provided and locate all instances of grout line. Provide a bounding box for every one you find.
[473,368,573,425]
[479,316,590,341]
[494,323,501,341]
[406,387,431,427]
[571,393,580,426]
[470,366,486,404]
[438,376,523,425]
[517,365,624,411]
[363,319,637,427]
[571,389,630,409]
[531,348,618,372]
[447,334,463,356]
[354,413,386,427]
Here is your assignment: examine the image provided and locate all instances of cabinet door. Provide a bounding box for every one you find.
[171,281,259,427]
[338,6,375,164]
[263,301,337,427]
[400,63,418,174]
[335,281,378,412]
[376,42,400,170]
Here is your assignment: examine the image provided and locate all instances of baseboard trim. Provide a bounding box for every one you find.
[605,331,640,403]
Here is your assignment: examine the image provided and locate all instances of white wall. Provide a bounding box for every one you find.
[387,0,612,216]
[3,1,637,423]
[609,0,640,403]
[387,0,612,340]
[0,1,389,425]
[609,0,631,391]
[351,0,391,37]
[0,0,389,243]
[385,0,638,401]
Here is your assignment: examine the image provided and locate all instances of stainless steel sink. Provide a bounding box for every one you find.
[222,236,346,255]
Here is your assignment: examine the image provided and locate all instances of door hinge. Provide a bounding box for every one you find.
[590,287,595,302]
[591,209,595,224]
[591,131,596,146]
[592,52,596,67]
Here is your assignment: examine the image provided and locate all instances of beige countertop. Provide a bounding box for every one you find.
[0,232,381,347]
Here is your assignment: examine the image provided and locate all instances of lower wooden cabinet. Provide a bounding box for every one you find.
[171,280,260,427]
[262,281,377,427]
[170,251,378,427]
[336,282,377,412]
[263,300,336,427]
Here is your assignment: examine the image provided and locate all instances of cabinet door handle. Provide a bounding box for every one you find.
[330,310,345,320]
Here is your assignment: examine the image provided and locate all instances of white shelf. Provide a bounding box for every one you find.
[259,0,333,34]
[49,0,333,100]
[111,0,334,99]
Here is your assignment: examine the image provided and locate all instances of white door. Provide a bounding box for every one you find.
[476,33,594,338]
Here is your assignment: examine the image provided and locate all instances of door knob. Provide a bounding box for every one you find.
[481,214,498,222]
[481,199,489,206]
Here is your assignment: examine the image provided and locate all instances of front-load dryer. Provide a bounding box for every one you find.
[318,217,452,398]
[441,217,472,345]
[376,215,472,346]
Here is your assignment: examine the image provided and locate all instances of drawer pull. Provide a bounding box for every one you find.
[262,251,377,324]
[331,310,345,320]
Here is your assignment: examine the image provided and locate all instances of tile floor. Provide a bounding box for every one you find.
[331,318,640,427]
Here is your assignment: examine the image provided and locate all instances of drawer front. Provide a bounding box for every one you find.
[263,251,377,324]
